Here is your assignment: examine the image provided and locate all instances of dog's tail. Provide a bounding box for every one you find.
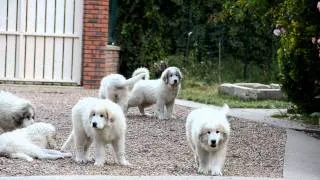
[61,130,74,151]
[132,67,150,80]
[119,73,145,87]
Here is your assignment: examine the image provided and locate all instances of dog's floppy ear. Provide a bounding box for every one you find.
[218,131,229,146]
[89,109,95,119]
[221,104,229,115]
[198,128,209,142]
[11,112,24,126]
[104,108,109,119]
[175,67,183,80]
[161,69,169,84]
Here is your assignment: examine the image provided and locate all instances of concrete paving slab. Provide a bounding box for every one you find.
[284,130,320,180]
[0,176,281,180]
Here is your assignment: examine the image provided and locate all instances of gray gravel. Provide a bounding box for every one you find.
[0,85,286,177]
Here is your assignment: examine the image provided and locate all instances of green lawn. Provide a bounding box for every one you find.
[178,80,290,109]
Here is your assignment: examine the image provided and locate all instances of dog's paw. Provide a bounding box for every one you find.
[94,159,106,166]
[94,161,105,166]
[142,112,153,117]
[157,115,167,120]
[26,157,34,162]
[62,152,72,158]
[198,167,209,175]
[119,160,131,166]
[211,170,222,176]
[75,157,87,164]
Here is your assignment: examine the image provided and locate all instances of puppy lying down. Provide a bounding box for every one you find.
[0,122,71,161]
[0,91,35,132]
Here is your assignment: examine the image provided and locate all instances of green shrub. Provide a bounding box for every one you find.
[276,0,320,113]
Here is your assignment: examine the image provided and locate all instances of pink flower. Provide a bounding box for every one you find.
[317,1,320,12]
[312,37,317,44]
[273,29,281,36]
[317,38,320,44]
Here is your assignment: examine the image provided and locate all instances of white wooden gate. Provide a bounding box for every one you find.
[0,0,83,84]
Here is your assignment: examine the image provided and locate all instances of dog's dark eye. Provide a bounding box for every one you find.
[32,116,35,119]
[207,131,210,134]
[92,113,96,116]
[170,74,173,77]
[216,130,220,133]
[100,114,104,118]
[26,116,30,119]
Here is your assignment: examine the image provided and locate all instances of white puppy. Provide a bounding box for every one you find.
[0,122,71,161]
[0,91,35,132]
[98,72,147,112]
[127,67,182,120]
[61,97,129,166]
[186,105,230,176]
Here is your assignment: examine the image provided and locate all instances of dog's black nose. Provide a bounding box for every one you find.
[92,122,97,128]
[174,79,177,83]
[211,140,216,145]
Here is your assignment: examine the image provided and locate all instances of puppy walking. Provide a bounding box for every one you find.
[61,97,130,166]
[186,105,230,176]
[0,91,35,132]
[127,67,182,120]
[0,122,71,161]
[98,71,147,112]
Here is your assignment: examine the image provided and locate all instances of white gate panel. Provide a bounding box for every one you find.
[34,0,46,79]
[0,0,6,78]
[6,0,18,78]
[0,0,83,85]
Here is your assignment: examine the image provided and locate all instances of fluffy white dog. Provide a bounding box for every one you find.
[61,97,129,166]
[0,122,71,161]
[127,67,182,120]
[0,91,35,132]
[98,72,147,112]
[186,105,230,176]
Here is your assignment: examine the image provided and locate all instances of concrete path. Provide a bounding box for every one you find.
[284,130,320,180]
[176,99,307,130]
[175,99,320,180]
[0,176,281,180]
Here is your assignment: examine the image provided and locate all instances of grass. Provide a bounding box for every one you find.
[178,79,290,109]
[272,112,320,125]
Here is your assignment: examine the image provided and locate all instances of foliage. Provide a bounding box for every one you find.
[214,0,278,79]
[116,0,280,83]
[274,0,320,113]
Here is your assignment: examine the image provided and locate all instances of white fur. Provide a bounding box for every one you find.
[186,104,230,176]
[132,67,150,80]
[0,91,35,132]
[98,73,147,112]
[0,122,71,161]
[127,67,182,120]
[61,97,129,166]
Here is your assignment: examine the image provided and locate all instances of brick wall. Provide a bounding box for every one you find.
[82,0,120,89]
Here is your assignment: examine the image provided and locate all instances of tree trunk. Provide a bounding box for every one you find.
[243,63,248,80]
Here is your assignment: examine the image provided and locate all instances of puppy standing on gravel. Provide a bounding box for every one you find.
[186,105,230,176]
[98,71,147,112]
[0,122,71,161]
[127,67,182,120]
[61,97,130,166]
[0,91,35,132]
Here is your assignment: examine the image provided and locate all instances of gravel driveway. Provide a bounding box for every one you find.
[0,85,286,177]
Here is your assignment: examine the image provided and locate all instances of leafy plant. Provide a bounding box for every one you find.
[275,0,320,113]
